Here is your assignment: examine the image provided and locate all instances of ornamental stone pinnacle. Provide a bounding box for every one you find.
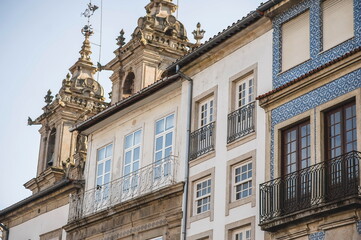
[79,25,93,63]
[44,89,54,105]
[116,29,126,47]
[192,22,205,45]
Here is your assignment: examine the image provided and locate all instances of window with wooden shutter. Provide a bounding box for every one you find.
[281,10,310,71]
[322,0,354,51]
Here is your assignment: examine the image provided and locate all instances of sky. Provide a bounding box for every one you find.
[0,0,264,209]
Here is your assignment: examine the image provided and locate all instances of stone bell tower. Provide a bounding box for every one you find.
[107,0,195,104]
[25,28,108,194]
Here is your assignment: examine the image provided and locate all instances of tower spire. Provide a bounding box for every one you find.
[79,25,93,63]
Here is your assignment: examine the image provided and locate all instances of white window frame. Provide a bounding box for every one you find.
[154,113,175,161]
[233,161,252,201]
[235,75,254,109]
[233,226,252,240]
[194,178,212,215]
[95,143,113,202]
[123,129,142,190]
[199,97,214,127]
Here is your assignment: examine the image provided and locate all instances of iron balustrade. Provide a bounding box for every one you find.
[189,122,215,160]
[68,156,178,222]
[259,151,361,224]
[227,102,255,143]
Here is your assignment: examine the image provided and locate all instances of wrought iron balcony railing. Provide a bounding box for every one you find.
[68,156,178,222]
[227,102,255,143]
[189,122,215,160]
[259,151,361,224]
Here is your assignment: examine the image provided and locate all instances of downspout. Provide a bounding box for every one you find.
[176,65,193,240]
[0,223,9,240]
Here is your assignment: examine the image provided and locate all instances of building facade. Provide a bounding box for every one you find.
[258,0,361,239]
[1,0,361,240]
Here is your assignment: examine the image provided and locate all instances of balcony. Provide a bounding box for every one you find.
[190,122,215,160]
[227,102,255,144]
[259,151,361,231]
[68,156,178,222]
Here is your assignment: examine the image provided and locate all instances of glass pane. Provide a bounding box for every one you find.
[96,177,102,186]
[156,136,163,151]
[105,160,111,173]
[156,119,165,134]
[133,147,140,160]
[105,144,112,158]
[165,147,172,157]
[125,151,132,164]
[97,163,103,177]
[134,130,141,145]
[125,135,133,149]
[165,132,173,147]
[166,114,174,130]
[124,165,131,175]
[133,161,139,171]
[98,148,105,161]
[155,151,163,161]
[104,173,110,184]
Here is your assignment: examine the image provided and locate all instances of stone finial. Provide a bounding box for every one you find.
[116,29,126,47]
[62,73,71,87]
[79,25,93,61]
[44,90,54,105]
[192,22,205,45]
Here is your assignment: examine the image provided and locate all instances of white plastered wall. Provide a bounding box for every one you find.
[186,30,273,240]
[9,204,68,240]
[84,86,185,192]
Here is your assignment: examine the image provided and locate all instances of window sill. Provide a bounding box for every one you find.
[226,132,256,151]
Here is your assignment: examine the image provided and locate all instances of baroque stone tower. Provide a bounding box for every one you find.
[25,30,108,194]
[107,0,195,104]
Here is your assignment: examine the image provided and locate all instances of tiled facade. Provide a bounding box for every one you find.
[273,0,361,88]
[269,0,361,178]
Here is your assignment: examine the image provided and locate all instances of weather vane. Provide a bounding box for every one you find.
[81,1,99,36]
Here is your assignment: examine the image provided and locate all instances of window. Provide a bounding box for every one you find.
[282,10,310,71]
[281,121,311,209]
[123,72,135,98]
[325,102,357,159]
[46,128,57,167]
[233,162,252,201]
[96,144,113,201]
[149,237,163,240]
[194,178,212,214]
[154,114,174,178]
[236,76,254,109]
[225,217,254,240]
[233,226,251,240]
[199,97,214,127]
[123,130,142,190]
[325,102,357,197]
[282,121,311,175]
[322,0,354,51]
[155,114,174,161]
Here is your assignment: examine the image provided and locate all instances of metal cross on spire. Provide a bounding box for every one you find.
[81,1,99,36]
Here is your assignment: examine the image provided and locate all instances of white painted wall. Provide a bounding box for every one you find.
[84,86,186,192]
[186,30,273,239]
[9,204,69,240]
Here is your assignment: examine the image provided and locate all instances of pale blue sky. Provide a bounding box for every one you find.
[0,0,264,209]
